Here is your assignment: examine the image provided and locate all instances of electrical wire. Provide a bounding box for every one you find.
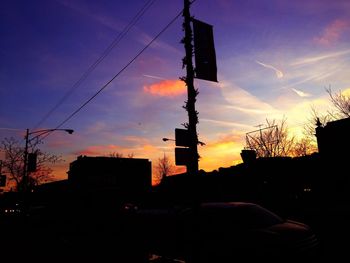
[33,0,157,130]
[42,9,183,140]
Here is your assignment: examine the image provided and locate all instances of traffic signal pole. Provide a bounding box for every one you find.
[182,0,199,175]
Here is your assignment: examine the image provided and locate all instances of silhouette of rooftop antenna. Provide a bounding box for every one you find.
[245,124,278,155]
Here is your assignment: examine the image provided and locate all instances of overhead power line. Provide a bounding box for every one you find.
[33,0,157,130]
[42,9,183,140]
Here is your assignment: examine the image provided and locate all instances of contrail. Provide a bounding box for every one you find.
[291,49,350,66]
[291,88,311,97]
[142,74,166,80]
[280,70,336,90]
[256,60,284,78]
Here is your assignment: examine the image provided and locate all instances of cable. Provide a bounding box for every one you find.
[42,9,183,140]
[33,0,157,130]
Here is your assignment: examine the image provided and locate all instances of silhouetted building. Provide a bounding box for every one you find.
[240,149,256,164]
[316,117,350,161]
[68,156,152,200]
[315,118,350,201]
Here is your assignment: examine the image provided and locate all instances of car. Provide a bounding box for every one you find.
[125,202,320,262]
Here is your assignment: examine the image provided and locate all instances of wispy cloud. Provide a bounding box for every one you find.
[143,79,186,97]
[291,49,350,66]
[139,32,182,56]
[201,118,252,129]
[314,19,350,46]
[73,141,158,158]
[58,0,124,31]
[142,74,166,80]
[58,0,181,56]
[122,135,150,145]
[291,88,312,97]
[86,121,109,134]
[219,82,279,116]
[226,105,277,115]
[280,69,340,93]
[256,60,284,78]
[74,144,122,156]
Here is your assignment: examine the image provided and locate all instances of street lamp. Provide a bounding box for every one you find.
[162,136,206,173]
[162,137,205,146]
[23,128,74,192]
[162,138,175,142]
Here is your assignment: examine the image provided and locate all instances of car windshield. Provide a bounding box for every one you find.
[199,202,284,229]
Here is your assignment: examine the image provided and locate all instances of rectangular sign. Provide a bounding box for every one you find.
[193,19,218,82]
[0,174,6,187]
[175,128,190,147]
[175,147,190,166]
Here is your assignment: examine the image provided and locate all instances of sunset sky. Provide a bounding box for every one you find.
[1,0,350,183]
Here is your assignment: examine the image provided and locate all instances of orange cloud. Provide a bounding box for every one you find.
[50,162,71,180]
[314,19,349,46]
[144,80,186,97]
[199,134,245,171]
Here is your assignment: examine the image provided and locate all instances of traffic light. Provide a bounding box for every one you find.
[0,174,6,187]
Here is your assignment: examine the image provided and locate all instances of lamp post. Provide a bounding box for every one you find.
[23,128,74,192]
[162,137,205,173]
[162,138,175,142]
[162,137,205,146]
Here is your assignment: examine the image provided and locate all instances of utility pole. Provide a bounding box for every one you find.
[23,128,29,192]
[22,128,74,192]
[182,0,199,175]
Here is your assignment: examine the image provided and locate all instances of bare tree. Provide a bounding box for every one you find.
[292,138,317,157]
[303,88,350,145]
[326,87,350,118]
[246,118,295,158]
[301,107,332,150]
[156,154,174,183]
[108,152,124,158]
[108,152,134,158]
[1,137,62,191]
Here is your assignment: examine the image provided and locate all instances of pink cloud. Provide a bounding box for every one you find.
[74,144,122,156]
[123,135,149,145]
[143,80,186,97]
[314,19,349,46]
[45,132,76,149]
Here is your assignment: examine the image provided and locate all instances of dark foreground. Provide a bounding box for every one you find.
[1,199,349,263]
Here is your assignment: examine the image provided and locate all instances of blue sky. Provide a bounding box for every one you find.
[1,0,350,182]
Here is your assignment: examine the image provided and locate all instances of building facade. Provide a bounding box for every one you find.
[68,156,152,200]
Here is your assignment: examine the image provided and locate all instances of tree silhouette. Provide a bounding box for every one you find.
[292,138,317,157]
[303,88,350,146]
[108,152,134,158]
[246,118,295,158]
[247,118,318,158]
[0,137,62,191]
[156,154,174,183]
[326,87,350,119]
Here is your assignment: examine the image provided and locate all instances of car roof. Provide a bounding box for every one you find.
[200,202,257,209]
[196,202,284,228]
